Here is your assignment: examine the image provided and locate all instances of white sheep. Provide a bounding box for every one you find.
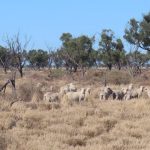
[43,92,59,103]
[69,83,77,92]
[84,87,91,101]
[99,86,113,100]
[59,85,70,97]
[112,87,128,100]
[124,86,144,100]
[144,86,150,98]
[64,88,86,103]
[59,83,77,97]
[128,83,133,90]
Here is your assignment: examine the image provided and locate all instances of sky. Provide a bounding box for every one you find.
[0,0,150,50]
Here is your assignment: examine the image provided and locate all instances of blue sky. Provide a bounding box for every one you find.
[0,0,150,50]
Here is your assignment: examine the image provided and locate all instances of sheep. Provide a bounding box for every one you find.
[112,89,127,100]
[69,83,77,92]
[59,83,77,97]
[99,86,113,100]
[124,86,144,100]
[64,88,86,104]
[41,85,54,93]
[144,87,150,98]
[112,87,129,100]
[84,87,91,101]
[59,85,70,97]
[128,83,133,90]
[43,92,59,103]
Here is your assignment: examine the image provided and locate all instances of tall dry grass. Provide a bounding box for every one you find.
[0,69,150,150]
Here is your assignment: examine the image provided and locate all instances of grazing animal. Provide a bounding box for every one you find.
[59,85,70,97]
[69,83,77,92]
[113,88,128,100]
[144,87,150,98]
[84,87,91,101]
[59,83,77,97]
[43,92,59,103]
[124,86,144,100]
[128,83,133,90]
[99,87,113,100]
[64,88,86,103]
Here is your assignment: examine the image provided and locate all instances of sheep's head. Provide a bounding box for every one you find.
[140,86,144,92]
[128,83,133,90]
[86,88,91,94]
[81,88,86,94]
[144,87,149,92]
[69,83,77,91]
[122,88,128,94]
[105,87,113,95]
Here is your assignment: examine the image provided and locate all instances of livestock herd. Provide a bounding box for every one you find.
[42,83,150,105]
[43,83,91,104]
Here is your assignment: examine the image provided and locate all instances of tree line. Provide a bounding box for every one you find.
[0,12,150,77]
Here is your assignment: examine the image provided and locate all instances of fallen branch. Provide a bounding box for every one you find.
[0,80,10,94]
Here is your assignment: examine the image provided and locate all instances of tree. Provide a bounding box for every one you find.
[124,12,150,75]
[139,12,150,51]
[0,46,10,73]
[124,12,150,52]
[5,33,30,77]
[60,33,94,76]
[99,29,115,70]
[113,39,126,70]
[51,49,63,69]
[126,51,149,68]
[124,18,141,52]
[27,49,48,69]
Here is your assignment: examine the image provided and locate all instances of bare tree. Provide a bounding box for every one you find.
[5,33,30,77]
[0,46,10,74]
[0,70,16,97]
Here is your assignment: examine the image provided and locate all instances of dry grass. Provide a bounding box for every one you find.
[0,69,150,150]
[1,98,150,150]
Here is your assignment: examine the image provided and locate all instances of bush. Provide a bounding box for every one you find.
[101,70,130,85]
[18,82,34,102]
[48,69,65,79]
[85,69,131,85]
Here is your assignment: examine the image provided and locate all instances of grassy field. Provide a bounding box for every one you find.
[0,69,150,150]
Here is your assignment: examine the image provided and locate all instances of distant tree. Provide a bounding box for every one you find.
[0,46,10,73]
[60,33,72,44]
[5,33,30,77]
[113,39,126,70]
[124,18,141,52]
[139,12,150,51]
[51,49,63,69]
[60,33,94,76]
[99,29,115,70]
[124,12,150,52]
[127,51,149,67]
[99,30,126,70]
[124,12,150,75]
[27,49,48,69]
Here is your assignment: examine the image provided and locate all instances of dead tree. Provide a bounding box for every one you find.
[5,33,30,77]
[0,46,10,74]
[0,71,16,97]
[9,70,16,96]
[0,80,10,94]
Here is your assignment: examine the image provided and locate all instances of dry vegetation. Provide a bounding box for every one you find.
[1,69,150,150]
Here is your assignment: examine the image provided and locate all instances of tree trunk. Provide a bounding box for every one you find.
[118,63,121,70]
[18,67,23,77]
[81,66,86,78]
[4,67,7,74]
[107,64,112,70]
[73,65,78,72]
